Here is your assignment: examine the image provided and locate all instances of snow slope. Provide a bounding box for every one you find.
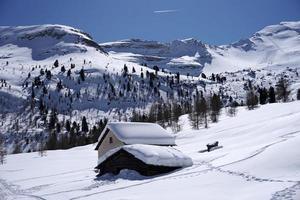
[1,101,300,200]
[0,24,106,60]
[100,21,300,75]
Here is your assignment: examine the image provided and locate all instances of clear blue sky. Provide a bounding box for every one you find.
[0,0,299,45]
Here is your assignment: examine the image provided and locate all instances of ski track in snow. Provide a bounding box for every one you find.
[0,178,46,200]
[13,168,91,183]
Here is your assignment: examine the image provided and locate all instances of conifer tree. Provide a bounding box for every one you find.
[269,86,276,103]
[65,120,71,132]
[171,102,182,132]
[61,66,66,73]
[81,116,89,133]
[79,69,85,81]
[48,109,58,130]
[276,77,290,102]
[210,93,222,123]
[246,90,259,110]
[47,130,57,150]
[199,97,209,128]
[54,59,59,68]
[0,135,6,164]
[258,87,268,105]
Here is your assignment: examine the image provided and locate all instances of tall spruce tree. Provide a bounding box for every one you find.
[210,93,222,123]
[0,135,6,164]
[246,90,259,110]
[269,86,276,103]
[276,78,290,102]
[81,116,89,133]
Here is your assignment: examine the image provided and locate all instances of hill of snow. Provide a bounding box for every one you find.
[0,24,106,60]
[0,101,300,200]
[100,21,300,75]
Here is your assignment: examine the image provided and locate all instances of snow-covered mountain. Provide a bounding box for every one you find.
[0,22,300,154]
[0,24,106,60]
[101,38,212,75]
[100,21,300,75]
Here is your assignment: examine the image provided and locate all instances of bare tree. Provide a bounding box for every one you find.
[38,138,47,157]
[226,101,238,117]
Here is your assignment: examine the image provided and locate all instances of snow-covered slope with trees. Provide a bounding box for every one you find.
[0,101,300,200]
[101,38,212,75]
[0,21,300,155]
[100,21,300,75]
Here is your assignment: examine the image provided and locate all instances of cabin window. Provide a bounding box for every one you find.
[109,137,113,144]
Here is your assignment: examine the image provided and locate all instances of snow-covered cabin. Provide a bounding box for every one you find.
[94,122,192,176]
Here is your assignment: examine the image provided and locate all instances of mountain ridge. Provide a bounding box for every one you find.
[100,21,300,75]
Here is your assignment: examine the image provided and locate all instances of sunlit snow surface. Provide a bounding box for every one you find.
[1,101,300,200]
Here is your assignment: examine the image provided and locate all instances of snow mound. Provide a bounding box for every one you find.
[106,122,176,145]
[123,144,193,167]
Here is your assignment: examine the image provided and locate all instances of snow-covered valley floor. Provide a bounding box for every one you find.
[1,101,300,200]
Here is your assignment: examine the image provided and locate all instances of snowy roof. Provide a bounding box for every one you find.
[95,122,175,149]
[97,144,193,167]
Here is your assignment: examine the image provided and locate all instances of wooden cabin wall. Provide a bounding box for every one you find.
[98,130,124,158]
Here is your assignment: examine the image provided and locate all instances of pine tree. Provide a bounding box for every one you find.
[54,59,59,68]
[199,97,208,128]
[258,87,268,105]
[269,86,276,103]
[190,95,208,129]
[276,78,290,102]
[65,120,71,132]
[47,130,57,150]
[61,66,66,73]
[171,102,182,132]
[46,70,52,80]
[67,69,71,77]
[0,135,6,164]
[123,64,128,76]
[81,116,89,133]
[189,96,200,129]
[210,93,222,123]
[79,69,85,81]
[56,122,61,133]
[246,90,258,110]
[48,109,58,130]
